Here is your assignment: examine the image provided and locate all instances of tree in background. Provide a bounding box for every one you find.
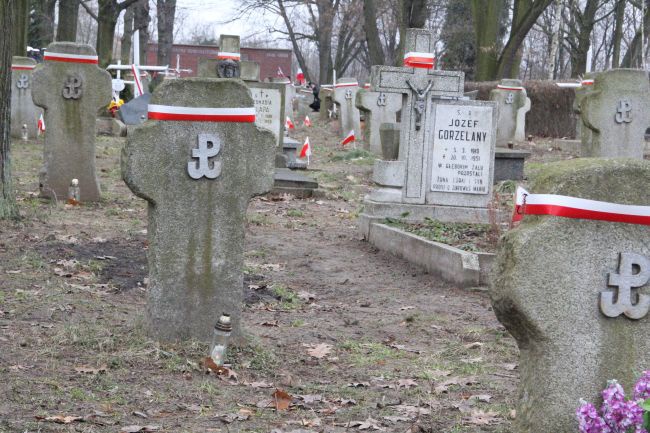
[29,0,56,49]
[57,0,80,41]
[12,0,30,56]
[157,0,177,71]
[440,0,476,80]
[1,0,19,219]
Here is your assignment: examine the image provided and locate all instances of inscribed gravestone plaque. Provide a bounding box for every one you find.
[250,87,283,145]
[10,56,42,139]
[581,69,650,159]
[31,42,111,202]
[122,78,276,341]
[492,159,650,433]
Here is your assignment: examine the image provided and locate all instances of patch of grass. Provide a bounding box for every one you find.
[230,338,279,373]
[247,212,271,226]
[330,148,375,162]
[286,209,304,218]
[290,319,305,327]
[339,339,403,367]
[383,216,496,253]
[244,249,267,260]
[271,284,300,309]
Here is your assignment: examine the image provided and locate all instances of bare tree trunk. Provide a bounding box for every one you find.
[316,0,336,84]
[0,0,18,219]
[30,0,56,48]
[471,0,503,80]
[569,0,598,77]
[277,0,312,82]
[57,0,80,41]
[621,1,650,68]
[121,5,135,64]
[547,0,563,79]
[156,0,177,71]
[12,0,29,56]
[611,0,625,68]
[134,0,150,62]
[363,0,385,66]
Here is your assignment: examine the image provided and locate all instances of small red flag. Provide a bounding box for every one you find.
[299,137,312,159]
[303,115,311,127]
[341,130,355,146]
[285,116,295,130]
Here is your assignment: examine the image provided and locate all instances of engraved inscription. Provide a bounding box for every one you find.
[187,133,222,179]
[615,99,632,124]
[505,93,514,104]
[377,93,386,106]
[16,74,29,89]
[600,252,650,319]
[62,76,82,99]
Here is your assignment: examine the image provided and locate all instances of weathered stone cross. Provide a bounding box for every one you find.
[122,78,276,342]
[31,42,111,201]
[370,28,464,204]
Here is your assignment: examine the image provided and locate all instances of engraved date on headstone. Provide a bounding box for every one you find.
[600,252,650,319]
[62,76,83,99]
[187,133,222,179]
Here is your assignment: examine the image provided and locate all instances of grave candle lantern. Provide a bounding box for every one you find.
[210,313,232,366]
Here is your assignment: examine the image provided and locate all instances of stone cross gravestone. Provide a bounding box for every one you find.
[356,89,402,155]
[11,56,42,139]
[489,79,531,146]
[197,34,241,79]
[319,86,334,121]
[573,74,597,143]
[332,78,361,139]
[240,60,260,82]
[492,159,650,433]
[122,78,276,341]
[580,69,650,159]
[269,77,295,125]
[369,28,466,205]
[32,42,111,202]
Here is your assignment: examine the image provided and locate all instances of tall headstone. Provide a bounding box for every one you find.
[359,28,497,231]
[573,74,597,142]
[32,42,111,202]
[197,35,241,79]
[332,78,361,139]
[122,78,276,341]
[269,77,295,123]
[10,56,42,139]
[242,62,286,147]
[356,89,402,155]
[580,69,650,158]
[489,79,530,146]
[319,86,334,121]
[240,60,260,82]
[492,158,650,433]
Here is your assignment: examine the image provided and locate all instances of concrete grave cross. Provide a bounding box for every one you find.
[197,34,241,79]
[581,69,650,159]
[332,78,361,140]
[370,28,464,204]
[355,88,402,155]
[491,159,650,432]
[31,42,112,202]
[573,73,598,145]
[121,78,276,342]
[11,56,42,139]
[489,78,531,146]
[270,77,295,126]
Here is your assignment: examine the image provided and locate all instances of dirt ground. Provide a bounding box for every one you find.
[0,119,571,433]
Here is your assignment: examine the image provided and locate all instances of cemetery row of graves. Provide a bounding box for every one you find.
[3,28,650,433]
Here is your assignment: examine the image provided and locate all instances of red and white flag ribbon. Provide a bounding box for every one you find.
[285,116,295,130]
[299,137,312,164]
[217,52,240,61]
[43,52,99,64]
[131,64,144,97]
[403,52,435,69]
[513,186,650,226]
[11,64,35,70]
[497,84,525,91]
[303,115,311,127]
[296,68,305,84]
[581,79,594,86]
[335,81,359,88]
[341,130,355,146]
[37,114,46,135]
[277,66,285,77]
[363,83,371,89]
[148,105,255,122]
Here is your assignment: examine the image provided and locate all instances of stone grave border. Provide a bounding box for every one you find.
[359,218,495,287]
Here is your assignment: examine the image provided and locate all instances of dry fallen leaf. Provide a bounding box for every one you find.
[397,379,418,388]
[347,382,370,388]
[469,394,492,403]
[464,410,500,425]
[247,381,273,388]
[74,364,107,375]
[463,342,484,349]
[219,409,252,423]
[434,376,478,394]
[306,343,332,359]
[202,357,238,381]
[36,415,83,424]
[347,417,382,430]
[272,388,293,411]
[119,425,161,433]
[383,415,411,423]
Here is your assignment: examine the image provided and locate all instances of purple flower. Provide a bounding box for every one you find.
[577,400,610,433]
[634,371,650,401]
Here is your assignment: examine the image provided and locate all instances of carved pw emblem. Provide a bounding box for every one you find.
[377,93,386,106]
[345,89,352,100]
[187,133,222,179]
[600,252,650,320]
[615,99,632,124]
[505,93,514,104]
[16,74,29,89]
[62,76,82,99]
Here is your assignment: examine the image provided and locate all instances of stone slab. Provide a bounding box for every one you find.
[118,93,151,125]
[273,168,318,197]
[361,198,493,225]
[494,147,530,182]
[10,56,42,139]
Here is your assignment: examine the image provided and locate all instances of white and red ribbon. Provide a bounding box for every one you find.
[217,52,241,61]
[581,79,594,86]
[148,104,255,122]
[131,64,144,97]
[43,52,99,64]
[11,64,35,70]
[403,52,435,69]
[335,81,359,88]
[497,85,525,91]
[513,187,650,226]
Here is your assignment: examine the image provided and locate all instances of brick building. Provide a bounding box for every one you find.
[146,43,293,80]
